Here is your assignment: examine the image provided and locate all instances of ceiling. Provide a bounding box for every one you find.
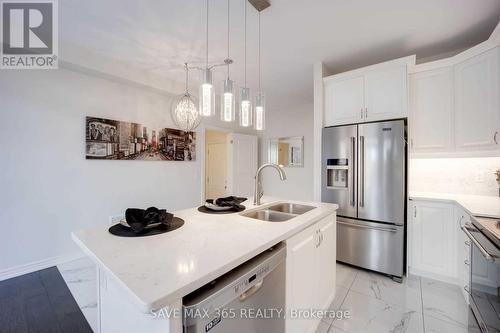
[59,0,500,110]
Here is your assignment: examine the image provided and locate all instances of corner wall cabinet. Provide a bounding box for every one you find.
[454,47,500,152]
[409,46,500,157]
[323,58,410,127]
[409,67,454,153]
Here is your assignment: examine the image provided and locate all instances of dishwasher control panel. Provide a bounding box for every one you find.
[234,264,270,294]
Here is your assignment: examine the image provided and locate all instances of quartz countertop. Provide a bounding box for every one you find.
[410,191,500,219]
[72,198,338,313]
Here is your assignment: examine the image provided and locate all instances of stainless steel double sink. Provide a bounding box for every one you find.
[241,203,316,222]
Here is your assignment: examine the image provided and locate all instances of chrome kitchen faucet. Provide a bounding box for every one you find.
[254,163,287,205]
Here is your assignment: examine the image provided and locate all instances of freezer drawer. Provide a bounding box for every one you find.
[337,217,404,278]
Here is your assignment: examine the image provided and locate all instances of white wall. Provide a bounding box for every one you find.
[410,157,500,196]
[0,65,256,274]
[259,103,314,201]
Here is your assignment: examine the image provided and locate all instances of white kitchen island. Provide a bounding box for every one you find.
[72,198,338,333]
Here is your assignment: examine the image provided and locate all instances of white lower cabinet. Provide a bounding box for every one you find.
[285,213,336,333]
[410,198,497,301]
[409,200,457,280]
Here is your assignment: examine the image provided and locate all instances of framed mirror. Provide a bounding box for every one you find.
[268,136,304,167]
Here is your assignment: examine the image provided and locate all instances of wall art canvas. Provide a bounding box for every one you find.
[86,117,196,161]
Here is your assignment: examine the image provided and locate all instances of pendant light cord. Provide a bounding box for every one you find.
[184,63,189,93]
[258,11,261,92]
[227,0,230,79]
[205,0,209,69]
[244,0,247,87]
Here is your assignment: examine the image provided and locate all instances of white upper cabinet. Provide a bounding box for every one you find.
[323,57,411,127]
[454,47,500,152]
[324,75,364,126]
[409,45,500,157]
[409,67,454,153]
[364,65,408,121]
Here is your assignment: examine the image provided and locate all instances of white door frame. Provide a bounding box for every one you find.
[199,124,234,204]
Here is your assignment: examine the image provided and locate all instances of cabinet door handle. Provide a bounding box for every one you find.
[360,108,364,119]
[464,260,470,266]
[465,240,471,246]
[414,207,417,218]
[320,231,324,246]
[365,108,368,119]
[315,230,320,248]
[495,131,498,145]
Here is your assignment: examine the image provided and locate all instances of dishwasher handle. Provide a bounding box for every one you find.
[239,280,264,302]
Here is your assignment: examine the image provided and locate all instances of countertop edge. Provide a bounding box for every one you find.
[72,201,338,314]
[409,192,500,219]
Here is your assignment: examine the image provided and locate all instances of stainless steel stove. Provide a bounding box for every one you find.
[462,217,500,333]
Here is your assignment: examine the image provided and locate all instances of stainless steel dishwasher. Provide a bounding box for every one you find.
[182,243,286,333]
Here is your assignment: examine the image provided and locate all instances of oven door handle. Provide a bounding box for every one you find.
[461,225,495,262]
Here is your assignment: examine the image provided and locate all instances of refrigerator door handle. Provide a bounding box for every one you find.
[338,220,398,233]
[359,135,365,207]
[350,136,356,206]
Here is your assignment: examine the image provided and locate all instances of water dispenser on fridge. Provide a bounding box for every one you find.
[326,159,349,189]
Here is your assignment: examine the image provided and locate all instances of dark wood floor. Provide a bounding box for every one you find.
[0,267,92,333]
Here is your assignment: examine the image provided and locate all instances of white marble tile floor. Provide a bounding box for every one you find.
[56,258,481,333]
[57,257,98,332]
[317,263,481,333]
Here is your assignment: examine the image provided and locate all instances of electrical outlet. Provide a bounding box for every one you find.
[475,172,485,183]
[109,214,124,225]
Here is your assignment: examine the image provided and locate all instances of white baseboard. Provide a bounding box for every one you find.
[0,252,86,282]
[409,267,460,286]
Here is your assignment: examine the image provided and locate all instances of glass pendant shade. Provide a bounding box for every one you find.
[239,87,252,127]
[221,78,235,122]
[254,92,265,131]
[199,69,215,117]
[171,93,201,132]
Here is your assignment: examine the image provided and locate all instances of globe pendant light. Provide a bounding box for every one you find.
[171,63,201,131]
[239,0,252,127]
[221,0,235,122]
[254,12,265,131]
[199,0,215,117]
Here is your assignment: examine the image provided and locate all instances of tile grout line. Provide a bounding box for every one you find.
[419,277,426,333]
[328,267,358,332]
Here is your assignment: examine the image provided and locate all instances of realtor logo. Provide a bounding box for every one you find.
[1,0,58,69]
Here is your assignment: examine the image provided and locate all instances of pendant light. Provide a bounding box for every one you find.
[221,0,235,122]
[171,63,201,131]
[254,12,265,131]
[199,0,215,117]
[239,0,252,127]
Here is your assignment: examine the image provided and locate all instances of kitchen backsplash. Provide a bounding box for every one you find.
[410,157,500,196]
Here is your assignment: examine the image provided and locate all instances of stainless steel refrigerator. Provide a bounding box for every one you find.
[322,120,406,281]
